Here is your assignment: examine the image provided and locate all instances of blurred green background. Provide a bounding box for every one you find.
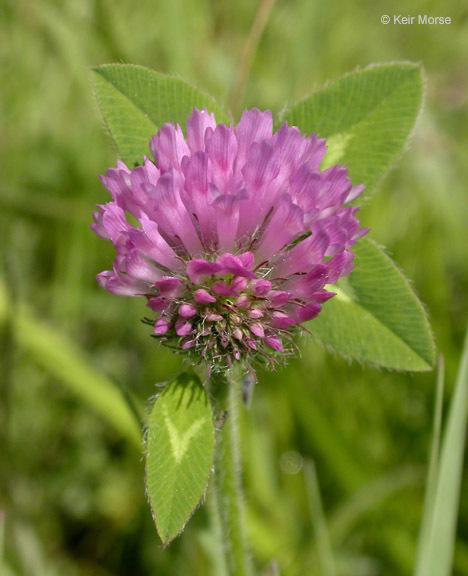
[1,0,467,574]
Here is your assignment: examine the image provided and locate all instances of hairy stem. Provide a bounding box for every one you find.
[212,368,253,576]
[206,483,229,576]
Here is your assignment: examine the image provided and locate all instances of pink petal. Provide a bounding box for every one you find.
[251,279,271,296]
[235,109,273,171]
[285,264,328,299]
[231,276,248,292]
[181,151,217,245]
[327,251,354,283]
[153,170,203,256]
[255,195,304,262]
[206,124,239,193]
[122,250,162,284]
[268,290,292,307]
[150,123,190,173]
[269,124,304,184]
[101,203,131,243]
[249,323,265,338]
[271,311,295,328]
[238,252,255,269]
[212,281,238,297]
[245,338,257,350]
[142,156,160,185]
[216,253,257,279]
[234,295,250,308]
[249,308,264,319]
[212,192,246,252]
[288,164,322,213]
[154,319,171,334]
[154,277,181,297]
[292,302,322,323]
[295,131,327,171]
[194,289,216,304]
[274,224,329,278]
[175,318,192,336]
[130,218,181,271]
[237,141,281,238]
[315,165,351,213]
[186,259,222,283]
[206,312,223,322]
[310,290,335,304]
[181,338,196,350]
[233,327,243,341]
[345,184,365,203]
[96,270,147,297]
[90,206,109,240]
[186,108,217,153]
[179,303,197,318]
[147,297,167,313]
[265,335,283,352]
[99,165,131,205]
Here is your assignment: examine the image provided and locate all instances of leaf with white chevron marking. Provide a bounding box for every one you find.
[145,373,214,545]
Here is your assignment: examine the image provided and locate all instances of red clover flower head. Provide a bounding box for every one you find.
[92,109,368,371]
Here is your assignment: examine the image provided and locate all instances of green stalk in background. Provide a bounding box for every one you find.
[0,282,142,449]
[415,324,468,576]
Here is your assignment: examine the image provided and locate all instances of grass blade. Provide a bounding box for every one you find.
[415,325,468,576]
[304,460,337,576]
[0,282,141,449]
[414,355,445,575]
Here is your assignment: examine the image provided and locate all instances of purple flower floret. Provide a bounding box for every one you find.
[92,109,368,370]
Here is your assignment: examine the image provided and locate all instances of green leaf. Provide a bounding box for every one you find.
[415,326,468,576]
[91,64,229,166]
[145,373,214,546]
[280,62,424,194]
[307,238,435,371]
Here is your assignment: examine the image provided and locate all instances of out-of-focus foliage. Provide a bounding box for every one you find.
[0,0,467,575]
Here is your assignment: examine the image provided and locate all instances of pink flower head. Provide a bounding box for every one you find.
[92,108,368,371]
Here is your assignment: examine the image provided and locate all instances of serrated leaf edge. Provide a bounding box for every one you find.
[309,238,435,372]
[143,379,215,547]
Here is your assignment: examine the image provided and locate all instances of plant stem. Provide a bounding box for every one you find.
[206,483,229,576]
[212,368,253,576]
[229,0,276,118]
